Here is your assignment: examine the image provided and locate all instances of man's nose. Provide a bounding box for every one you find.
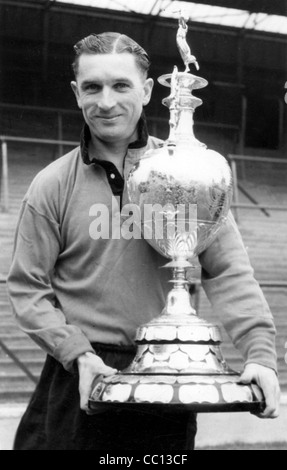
[98,89,116,111]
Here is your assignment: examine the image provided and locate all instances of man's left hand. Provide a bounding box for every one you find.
[240,363,280,419]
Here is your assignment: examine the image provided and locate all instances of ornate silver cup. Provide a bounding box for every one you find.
[89,15,264,413]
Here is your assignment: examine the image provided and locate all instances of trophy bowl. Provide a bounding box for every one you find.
[127,129,233,264]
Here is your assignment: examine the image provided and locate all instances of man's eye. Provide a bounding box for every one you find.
[85,84,101,92]
[115,83,130,90]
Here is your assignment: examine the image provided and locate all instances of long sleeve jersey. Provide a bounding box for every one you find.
[7,126,277,373]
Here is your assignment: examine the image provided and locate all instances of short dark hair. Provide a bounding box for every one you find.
[72,32,151,78]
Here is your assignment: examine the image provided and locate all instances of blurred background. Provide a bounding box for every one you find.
[0,0,286,450]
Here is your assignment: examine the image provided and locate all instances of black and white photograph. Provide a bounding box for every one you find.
[0,0,286,452]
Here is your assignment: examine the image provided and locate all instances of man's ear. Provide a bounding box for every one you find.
[71,81,82,109]
[143,78,154,106]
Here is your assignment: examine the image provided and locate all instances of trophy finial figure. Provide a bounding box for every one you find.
[177,12,199,72]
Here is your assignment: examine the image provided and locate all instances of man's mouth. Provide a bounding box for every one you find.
[96,115,121,122]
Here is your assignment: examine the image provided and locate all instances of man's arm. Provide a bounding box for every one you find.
[8,199,117,409]
[199,212,280,418]
[7,200,95,371]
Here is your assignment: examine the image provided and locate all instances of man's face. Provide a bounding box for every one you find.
[71,53,154,146]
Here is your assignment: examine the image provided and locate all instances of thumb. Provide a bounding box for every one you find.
[239,368,254,385]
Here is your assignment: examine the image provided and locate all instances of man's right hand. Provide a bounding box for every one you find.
[77,352,117,412]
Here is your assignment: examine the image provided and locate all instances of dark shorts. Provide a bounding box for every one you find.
[14,344,197,451]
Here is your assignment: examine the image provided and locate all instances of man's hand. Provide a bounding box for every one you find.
[77,352,117,412]
[240,363,280,419]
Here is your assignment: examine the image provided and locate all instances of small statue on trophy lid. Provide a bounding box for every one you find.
[177,12,200,72]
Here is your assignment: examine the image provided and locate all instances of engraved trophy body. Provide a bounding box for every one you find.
[89,15,264,412]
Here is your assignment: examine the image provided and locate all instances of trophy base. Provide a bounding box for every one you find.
[89,269,265,415]
[89,401,263,414]
[89,373,264,414]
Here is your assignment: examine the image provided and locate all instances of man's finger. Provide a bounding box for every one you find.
[259,386,280,419]
[79,379,90,411]
[79,374,100,411]
[252,380,280,419]
[255,406,279,419]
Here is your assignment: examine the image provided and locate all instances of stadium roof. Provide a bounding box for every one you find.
[55,0,287,35]
[179,0,287,16]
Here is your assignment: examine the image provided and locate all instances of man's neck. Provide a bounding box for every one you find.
[89,132,138,176]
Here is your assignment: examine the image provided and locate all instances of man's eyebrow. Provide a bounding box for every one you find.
[81,78,133,89]
[113,77,133,83]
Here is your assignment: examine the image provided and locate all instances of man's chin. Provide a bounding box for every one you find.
[90,128,133,145]
[97,133,124,144]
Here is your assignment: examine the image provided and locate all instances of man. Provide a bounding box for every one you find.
[7,32,280,451]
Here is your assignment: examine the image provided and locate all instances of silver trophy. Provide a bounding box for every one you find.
[89,14,264,412]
